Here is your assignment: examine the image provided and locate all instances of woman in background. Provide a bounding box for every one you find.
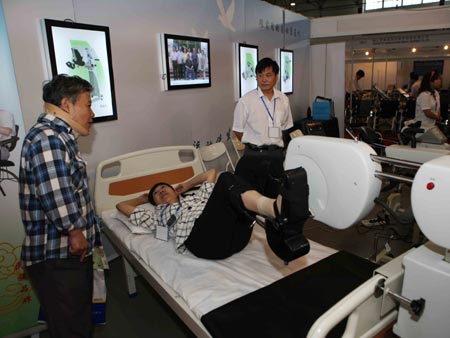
[414,70,442,128]
[412,71,449,145]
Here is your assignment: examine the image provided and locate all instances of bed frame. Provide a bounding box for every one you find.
[101,226,211,337]
[95,145,211,336]
[94,144,404,338]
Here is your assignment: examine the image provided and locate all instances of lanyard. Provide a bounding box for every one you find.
[260,96,276,123]
[160,202,182,228]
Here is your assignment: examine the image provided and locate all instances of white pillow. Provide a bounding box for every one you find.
[113,203,155,234]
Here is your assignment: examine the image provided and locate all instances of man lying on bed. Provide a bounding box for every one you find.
[116,169,310,262]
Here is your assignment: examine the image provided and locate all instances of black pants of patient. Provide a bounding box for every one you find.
[234,148,284,198]
[184,172,254,260]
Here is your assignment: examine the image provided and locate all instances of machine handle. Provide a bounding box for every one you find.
[375,279,425,316]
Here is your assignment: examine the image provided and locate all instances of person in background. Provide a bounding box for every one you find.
[19,74,101,338]
[0,109,16,160]
[347,69,365,99]
[185,54,195,80]
[406,70,450,146]
[170,46,178,80]
[232,57,293,198]
[191,47,198,80]
[198,48,206,79]
[177,46,184,80]
[414,71,442,129]
[407,71,419,93]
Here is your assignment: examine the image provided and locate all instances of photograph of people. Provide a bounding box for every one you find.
[166,36,210,87]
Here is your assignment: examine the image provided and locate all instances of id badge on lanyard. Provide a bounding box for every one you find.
[268,126,281,138]
[156,204,180,241]
[156,225,169,241]
[261,97,280,138]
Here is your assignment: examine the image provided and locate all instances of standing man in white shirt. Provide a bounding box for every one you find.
[232,57,293,198]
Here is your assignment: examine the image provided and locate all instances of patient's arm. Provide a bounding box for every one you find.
[116,193,148,217]
[175,168,216,194]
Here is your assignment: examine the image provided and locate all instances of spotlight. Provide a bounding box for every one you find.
[444,45,449,50]
[411,47,417,53]
[290,2,296,6]
[365,51,369,56]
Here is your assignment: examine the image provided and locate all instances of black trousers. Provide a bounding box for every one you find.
[235,148,284,198]
[184,172,255,260]
[26,257,94,338]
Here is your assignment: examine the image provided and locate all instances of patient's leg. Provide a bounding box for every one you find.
[221,168,309,231]
[184,172,254,259]
[240,191,278,219]
[239,167,311,262]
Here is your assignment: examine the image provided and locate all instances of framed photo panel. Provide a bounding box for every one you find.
[163,34,211,90]
[280,49,293,94]
[238,43,258,97]
[44,19,117,122]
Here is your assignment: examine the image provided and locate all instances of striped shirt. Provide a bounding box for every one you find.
[130,182,214,253]
[19,113,100,267]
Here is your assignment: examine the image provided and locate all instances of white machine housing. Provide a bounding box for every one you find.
[283,136,450,338]
[285,136,382,229]
[396,156,450,338]
[393,242,450,338]
[411,155,450,249]
[385,144,450,164]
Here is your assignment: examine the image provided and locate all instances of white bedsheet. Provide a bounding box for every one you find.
[102,209,337,319]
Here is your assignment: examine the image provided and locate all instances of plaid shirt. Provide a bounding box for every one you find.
[19,113,100,267]
[130,182,214,253]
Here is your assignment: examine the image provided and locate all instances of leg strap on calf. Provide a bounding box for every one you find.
[226,168,311,263]
[266,167,311,263]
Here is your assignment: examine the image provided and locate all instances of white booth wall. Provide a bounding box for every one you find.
[2,0,311,186]
[0,4,40,337]
[0,1,310,335]
[310,6,450,137]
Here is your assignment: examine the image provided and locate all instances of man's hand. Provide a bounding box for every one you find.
[69,228,88,262]
[175,183,188,194]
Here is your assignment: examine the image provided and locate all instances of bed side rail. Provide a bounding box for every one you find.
[94,145,204,214]
[307,251,408,338]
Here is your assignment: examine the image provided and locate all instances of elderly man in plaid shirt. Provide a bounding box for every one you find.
[19,74,101,338]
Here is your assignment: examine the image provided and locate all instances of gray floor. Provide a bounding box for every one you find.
[37,186,418,338]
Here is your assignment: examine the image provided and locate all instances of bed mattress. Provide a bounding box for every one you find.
[101,209,337,319]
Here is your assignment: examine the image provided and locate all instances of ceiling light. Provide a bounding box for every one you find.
[290,2,296,6]
[411,47,417,53]
[444,45,449,50]
[365,51,369,56]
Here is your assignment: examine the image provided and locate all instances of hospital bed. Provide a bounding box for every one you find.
[94,145,341,337]
[94,139,450,337]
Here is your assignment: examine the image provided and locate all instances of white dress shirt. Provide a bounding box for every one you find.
[232,87,293,147]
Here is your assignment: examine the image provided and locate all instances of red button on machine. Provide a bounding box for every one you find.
[426,182,435,190]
